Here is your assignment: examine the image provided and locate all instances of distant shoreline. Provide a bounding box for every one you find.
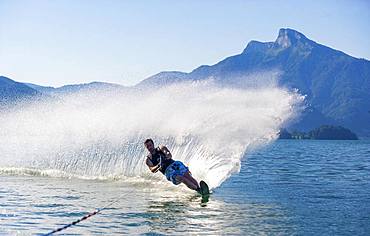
[279,125,358,140]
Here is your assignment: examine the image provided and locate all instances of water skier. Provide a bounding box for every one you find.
[144,138,203,193]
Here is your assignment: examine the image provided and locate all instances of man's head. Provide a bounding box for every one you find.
[144,138,155,154]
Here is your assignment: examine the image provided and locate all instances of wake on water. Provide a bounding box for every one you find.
[0,78,304,190]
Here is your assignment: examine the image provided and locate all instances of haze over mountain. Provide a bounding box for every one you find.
[137,28,370,136]
[0,77,128,109]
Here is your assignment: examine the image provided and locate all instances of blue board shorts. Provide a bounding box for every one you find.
[165,161,189,185]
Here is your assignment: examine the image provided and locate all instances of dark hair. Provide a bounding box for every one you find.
[144,138,154,145]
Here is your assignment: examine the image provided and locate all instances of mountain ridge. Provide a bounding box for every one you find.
[136,28,370,135]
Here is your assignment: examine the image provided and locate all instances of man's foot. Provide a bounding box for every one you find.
[199,181,210,195]
[196,187,202,195]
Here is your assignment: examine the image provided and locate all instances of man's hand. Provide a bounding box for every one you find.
[152,164,162,173]
[146,158,161,173]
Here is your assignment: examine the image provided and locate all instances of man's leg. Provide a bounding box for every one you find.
[183,171,199,188]
[175,175,198,190]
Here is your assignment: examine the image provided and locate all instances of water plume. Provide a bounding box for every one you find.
[0,77,303,189]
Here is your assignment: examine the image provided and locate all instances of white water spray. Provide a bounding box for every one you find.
[0,78,303,189]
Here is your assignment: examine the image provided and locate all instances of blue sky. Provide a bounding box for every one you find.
[0,0,369,86]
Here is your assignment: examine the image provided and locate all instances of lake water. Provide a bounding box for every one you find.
[1,140,369,235]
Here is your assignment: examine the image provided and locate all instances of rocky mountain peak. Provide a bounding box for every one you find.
[275,28,309,48]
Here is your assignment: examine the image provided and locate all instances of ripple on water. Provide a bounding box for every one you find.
[0,140,369,235]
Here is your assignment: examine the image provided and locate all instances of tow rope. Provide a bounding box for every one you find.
[42,193,124,235]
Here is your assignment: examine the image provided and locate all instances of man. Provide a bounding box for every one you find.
[144,138,201,193]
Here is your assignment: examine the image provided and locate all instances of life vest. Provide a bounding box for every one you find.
[148,147,174,175]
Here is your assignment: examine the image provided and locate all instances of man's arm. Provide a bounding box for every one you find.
[146,157,161,173]
[159,145,172,159]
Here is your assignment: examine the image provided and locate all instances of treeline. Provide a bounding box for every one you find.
[279,125,358,140]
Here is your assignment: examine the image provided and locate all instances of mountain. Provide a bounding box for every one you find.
[25,83,55,94]
[1,78,128,109]
[136,28,370,136]
[26,81,127,96]
[0,76,42,107]
[2,29,369,135]
[136,71,188,88]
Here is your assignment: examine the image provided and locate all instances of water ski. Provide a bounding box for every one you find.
[199,180,210,196]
